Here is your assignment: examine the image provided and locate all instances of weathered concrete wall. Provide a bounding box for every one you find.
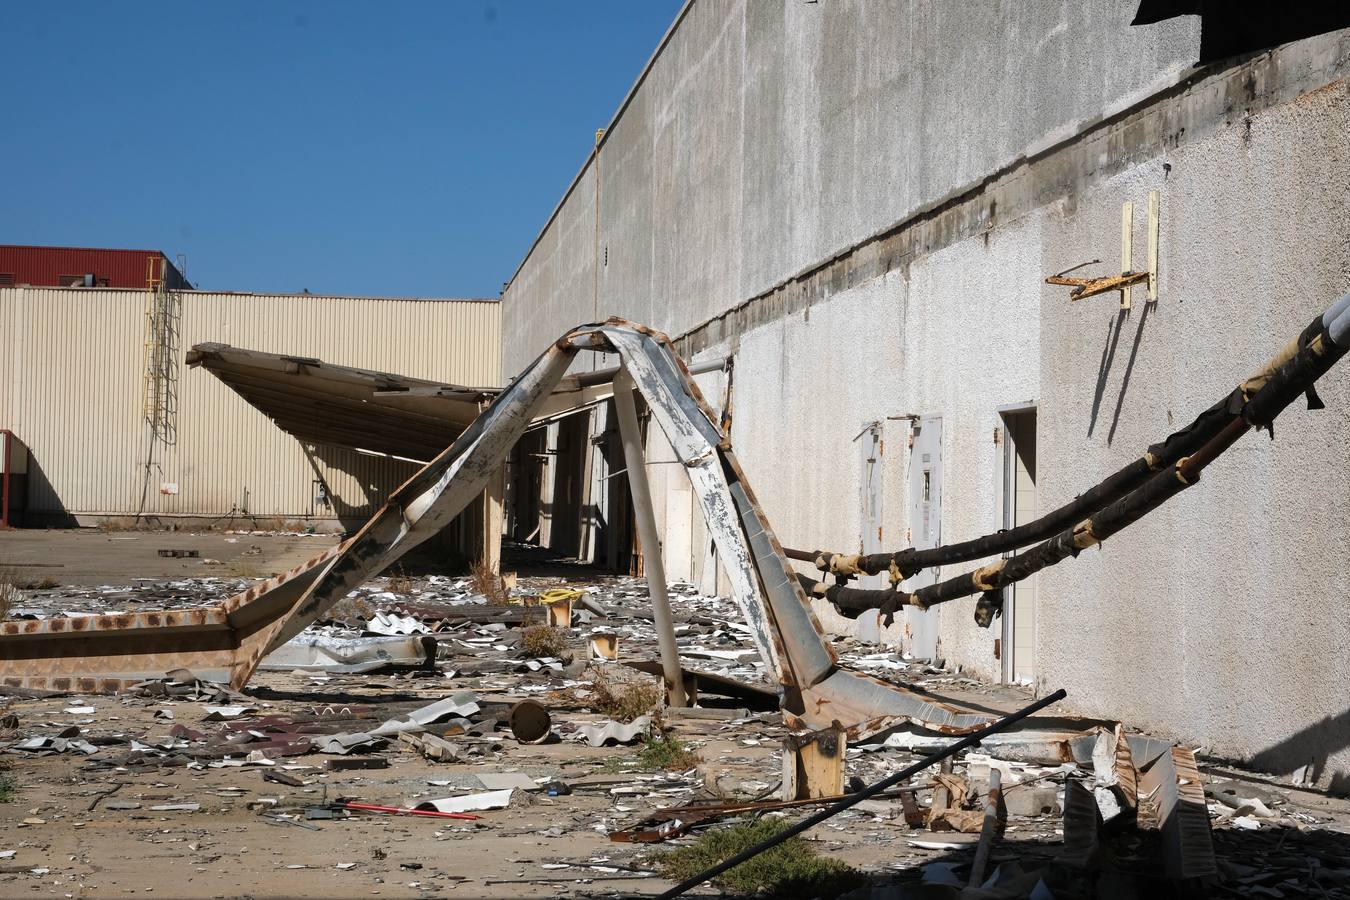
[729,222,1043,683]
[720,67,1350,784]
[1035,77,1350,783]
[500,0,1350,785]
[503,0,1200,377]
[728,50,1350,778]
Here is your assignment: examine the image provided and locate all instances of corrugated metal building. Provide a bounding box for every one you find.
[0,286,499,532]
[0,246,190,290]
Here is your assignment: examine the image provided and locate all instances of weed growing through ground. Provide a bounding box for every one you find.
[520,624,568,658]
[654,818,862,896]
[471,559,509,604]
[589,668,662,722]
[386,566,414,594]
[0,769,16,803]
[635,727,702,771]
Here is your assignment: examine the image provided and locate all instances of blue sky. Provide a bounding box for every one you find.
[3,1,683,297]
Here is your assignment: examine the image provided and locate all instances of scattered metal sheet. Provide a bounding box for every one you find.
[414,789,513,814]
[364,612,430,636]
[573,715,652,748]
[1059,779,1101,869]
[1137,746,1218,881]
[257,632,430,673]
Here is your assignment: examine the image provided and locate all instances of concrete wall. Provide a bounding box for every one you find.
[500,0,1350,785]
[0,287,500,525]
[503,0,1200,376]
[1035,77,1350,784]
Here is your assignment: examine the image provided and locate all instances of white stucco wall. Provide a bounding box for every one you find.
[1034,77,1350,781]
[499,2,1350,784]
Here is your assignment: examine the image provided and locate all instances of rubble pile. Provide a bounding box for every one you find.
[1,568,1348,898]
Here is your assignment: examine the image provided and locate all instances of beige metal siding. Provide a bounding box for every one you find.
[0,287,499,521]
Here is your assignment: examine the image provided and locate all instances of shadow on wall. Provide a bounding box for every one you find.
[16,454,78,528]
[1087,301,1153,444]
[307,444,418,531]
[1249,707,1350,794]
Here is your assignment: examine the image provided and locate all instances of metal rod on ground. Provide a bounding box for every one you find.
[612,365,687,707]
[656,689,1067,900]
[968,767,1003,886]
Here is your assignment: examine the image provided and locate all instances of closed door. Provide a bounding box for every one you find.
[906,417,942,660]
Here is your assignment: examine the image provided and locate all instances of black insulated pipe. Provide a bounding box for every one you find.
[797,291,1350,583]
[873,309,1348,621]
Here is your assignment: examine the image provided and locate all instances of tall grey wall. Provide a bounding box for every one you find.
[504,0,1199,374]
[501,0,1350,785]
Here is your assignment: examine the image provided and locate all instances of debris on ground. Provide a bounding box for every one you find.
[0,550,1347,897]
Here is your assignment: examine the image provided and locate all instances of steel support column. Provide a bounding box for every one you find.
[612,366,687,707]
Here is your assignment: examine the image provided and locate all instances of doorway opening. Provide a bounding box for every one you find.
[999,404,1037,684]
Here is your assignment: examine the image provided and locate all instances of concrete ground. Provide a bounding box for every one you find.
[0,529,339,587]
[2,530,1349,899]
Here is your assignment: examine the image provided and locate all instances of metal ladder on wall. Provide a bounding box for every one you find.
[141,255,178,443]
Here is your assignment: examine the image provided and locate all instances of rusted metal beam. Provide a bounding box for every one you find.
[1046,269,1149,301]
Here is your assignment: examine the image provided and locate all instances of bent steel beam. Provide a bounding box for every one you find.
[0,319,993,740]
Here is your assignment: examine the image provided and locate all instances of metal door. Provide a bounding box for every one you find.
[858,423,884,590]
[906,417,942,660]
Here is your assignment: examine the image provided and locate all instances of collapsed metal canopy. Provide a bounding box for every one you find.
[186,343,492,461]
[186,343,726,461]
[4,321,987,739]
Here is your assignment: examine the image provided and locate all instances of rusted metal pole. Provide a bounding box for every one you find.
[612,366,687,707]
[968,767,1003,886]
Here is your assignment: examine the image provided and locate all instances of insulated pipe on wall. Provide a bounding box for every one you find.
[1327,289,1350,344]
[877,298,1350,619]
[612,366,688,707]
[803,290,1350,588]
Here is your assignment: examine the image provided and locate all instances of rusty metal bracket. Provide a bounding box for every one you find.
[1046,266,1149,302]
[1047,192,1160,308]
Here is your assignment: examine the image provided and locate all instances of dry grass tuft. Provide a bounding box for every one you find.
[0,563,56,611]
[590,668,663,723]
[471,559,509,604]
[520,624,568,658]
[0,564,17,618]
[386,566,414,595]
